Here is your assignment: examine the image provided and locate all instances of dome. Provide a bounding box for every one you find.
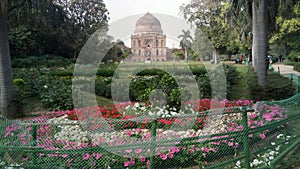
[134,12,163,35]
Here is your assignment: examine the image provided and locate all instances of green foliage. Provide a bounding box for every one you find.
[182,1,251,55]
[287,51,300,62]
[38,77,73,110]
[49,68,115,77]
[12,78,26,116]
[247,67,296,101]
[13,78,25,91]
[8,26,42,57]
[7,0,109,58]
[13,69,73,111]
[223,64,240,99]
[294,63,300,72]
[12,55,73,68]
[270,1,300,58]
[95,77,112,98]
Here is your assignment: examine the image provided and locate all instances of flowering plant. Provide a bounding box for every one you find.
[1,99,289,169]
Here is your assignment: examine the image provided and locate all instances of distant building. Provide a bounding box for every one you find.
[128,12,171,62]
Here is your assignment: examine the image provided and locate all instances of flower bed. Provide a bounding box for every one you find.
[1,99,288,168]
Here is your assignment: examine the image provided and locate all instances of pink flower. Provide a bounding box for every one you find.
[248,134,253,137]
[23,157,28,161]
[134,148,143,154]
[126,131,132,136]
[228,142,234,146]
[147,160,150,169]
[125,149,132,153]
[83,153,90,160]
[160,153,167,160]
[124,161,130,167]
[258,120,264,126]
[201,147,209,153]
[95,153,102,159]
[263,113,274,121]
[260,133,266,139]
[249,113,257,118]
[61,154,68,158]
[167,153,174,159]
[139,156,146,162]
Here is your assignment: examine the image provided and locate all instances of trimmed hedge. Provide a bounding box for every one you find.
[247,67,296,101]
[49,69,115,77]
[12,55,73,68]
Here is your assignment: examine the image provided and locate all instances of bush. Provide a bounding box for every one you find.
[248,67,296,101]
[95,77,112,98]
[12,55,73,68]
[13,69,73,111]
[223,64,241,100]
[49,68,115,77]
[288,51,300,62]
[294,63,300,72]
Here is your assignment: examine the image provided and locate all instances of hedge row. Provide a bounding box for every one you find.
[247,67,296,101]
[12,55,73,68]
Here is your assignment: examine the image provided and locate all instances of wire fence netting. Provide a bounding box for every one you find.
[0,94,299,169]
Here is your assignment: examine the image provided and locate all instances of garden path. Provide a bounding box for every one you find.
[271,62,300,76]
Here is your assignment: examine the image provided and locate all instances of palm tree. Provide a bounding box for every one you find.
[178,29,193,62]
[0,0,53,117]
[252,0,267,86]
[0,1,17,117]
[229,0,283,86]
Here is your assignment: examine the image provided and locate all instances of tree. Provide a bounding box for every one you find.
[270,0,300,61]
[0,0,56,117]
[55,0,109,59]
[178,29,193,62]
[230,0,290,86]
[181,0,251,56]
[0,9,15,118]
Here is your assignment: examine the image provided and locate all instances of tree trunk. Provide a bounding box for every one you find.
[184,47,188,62]
[252,0,267,86]
[0,16,16,118]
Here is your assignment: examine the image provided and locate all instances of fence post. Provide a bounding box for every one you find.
[32,123,37,146]
[150,118,157,169]
[242,108,250,169]
[31,123,37,167]
[297,76,300,93]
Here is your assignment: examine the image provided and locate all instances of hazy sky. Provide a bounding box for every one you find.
[104,0,189,22]
[104,0,194,48]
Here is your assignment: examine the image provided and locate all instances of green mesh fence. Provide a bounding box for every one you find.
[279,73,300,93]
[0,94,299,169]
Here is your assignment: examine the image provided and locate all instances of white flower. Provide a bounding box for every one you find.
[271,142,276,145]
[276,134,284,139]
[269,156,274,160]
[252,159,259,166]
[269,151,275,156]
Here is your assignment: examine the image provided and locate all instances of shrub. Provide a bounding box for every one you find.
[288,51,300,62]
[13,69,73,111]
[49,69,115,77]
[95,77,112,98]
[248,67,296,101]
[223,64,241,100]
[12,55,73,68]
[294,63,300,72]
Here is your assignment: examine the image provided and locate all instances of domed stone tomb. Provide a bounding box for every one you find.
[129,12,169,62]
[134,12,163,35]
